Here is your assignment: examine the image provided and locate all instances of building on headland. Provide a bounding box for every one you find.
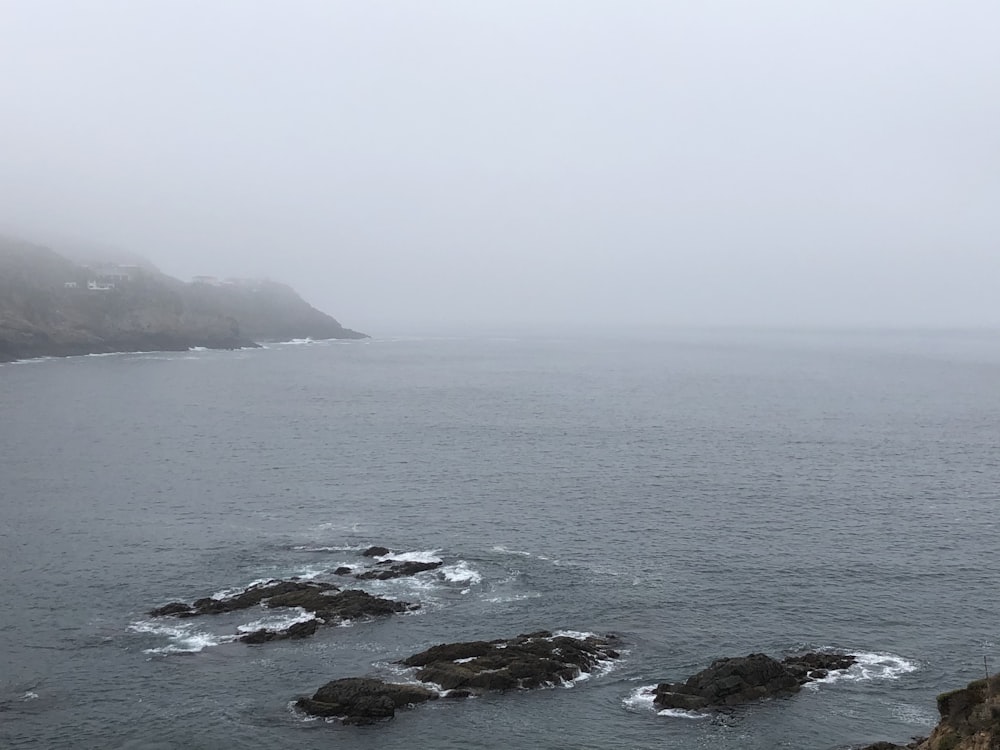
[87,280,115,291]
[63,281,79,288]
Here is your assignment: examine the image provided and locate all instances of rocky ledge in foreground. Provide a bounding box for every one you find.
[149,579,416,642]
[856,673,1000,750]
[652,651,857,711]
[296,631,621,724]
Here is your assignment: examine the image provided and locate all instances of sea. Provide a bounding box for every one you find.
[1,328,999,750]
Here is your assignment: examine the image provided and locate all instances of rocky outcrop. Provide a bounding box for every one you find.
[295,678,439,725]
[295,631,621,724]
[400,631,620,692]
[148,579,416,641]
[857,674,1000,750]
[356,560,444,580]
[653,651,857,711]
[0,236,366,362]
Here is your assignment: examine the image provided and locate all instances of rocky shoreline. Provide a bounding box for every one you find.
[140,543,998,743]
[0,237,366,363]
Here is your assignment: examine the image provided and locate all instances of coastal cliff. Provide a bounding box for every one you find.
[0,237,366,362]
[862,673,1000,750]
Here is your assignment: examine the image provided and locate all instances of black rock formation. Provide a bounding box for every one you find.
[652,651,858,711]
[148,579,416,642]
[295,678,438,725]
[400,630,620,692]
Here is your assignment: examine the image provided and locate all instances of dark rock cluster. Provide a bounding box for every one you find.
[295,678,439,725]
[295,631,621,723]
[148,579,416,642]
[652,652,858,711]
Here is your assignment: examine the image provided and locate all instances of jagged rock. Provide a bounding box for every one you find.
[152,580,339,617]
[149,601,196,618]
[653,651,857,711]
[783,651,857,682]
[333,566,353,575]
[147,580,415,641]
[239,618,321,644]
[295,678,438,724]
[400,631,619,692]
[362,546,391,557]
[654,653,800,710]
[356,560,444,580]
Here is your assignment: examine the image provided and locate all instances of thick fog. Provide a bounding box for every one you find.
[1,1,998,332]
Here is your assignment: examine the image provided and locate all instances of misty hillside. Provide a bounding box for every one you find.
[0,237,366,362]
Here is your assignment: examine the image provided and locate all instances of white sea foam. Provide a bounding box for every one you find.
[483,593,540,604]
[188,346,208,351]
[21,691,39,701]
[805,650,918,687]
[209,578,275,600]
[288,564,328,580]
[491,545,533,557]
[624,685,709,719]
[236,607,316,634]
[657,708,711,719]
[552,630,598,640]
[375,549,443,564]
[291,544,365,552]
[623,684,658,712]
[440,560,482,586]
[130,620,237,654]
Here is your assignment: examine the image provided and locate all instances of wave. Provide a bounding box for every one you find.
[375,549,443,564]
[208,578,276,600]
[129,620,237,654]
[805,650,918,687]
[440,560,483,587]
[623,685,708,719]
[236,607,317,634]
[490,545,534,557]
[291,544,366,553]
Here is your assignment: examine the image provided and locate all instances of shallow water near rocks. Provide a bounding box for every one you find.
[2,330,999,749]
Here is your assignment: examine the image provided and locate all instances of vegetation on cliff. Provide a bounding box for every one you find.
[0,237,366,361]
[862,673,1000,750]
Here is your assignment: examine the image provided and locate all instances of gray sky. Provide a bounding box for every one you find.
[1,1,998,332]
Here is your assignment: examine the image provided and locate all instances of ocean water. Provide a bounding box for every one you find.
[2,329,999,750]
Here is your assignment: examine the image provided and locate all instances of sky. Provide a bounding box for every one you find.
[1,1,998,333]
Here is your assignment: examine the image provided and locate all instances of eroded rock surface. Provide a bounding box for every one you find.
[653,651,858,711]
[295,678,438,725]
[355,560,444,580]
[401,630,620,692]
[148,580,416,642]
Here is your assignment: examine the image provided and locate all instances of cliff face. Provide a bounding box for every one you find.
[0,237,366,362]
[863,674,1000,750]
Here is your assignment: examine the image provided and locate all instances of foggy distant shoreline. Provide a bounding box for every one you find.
[0,237,366,363]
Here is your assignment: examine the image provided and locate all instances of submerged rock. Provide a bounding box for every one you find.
[652,651,858,711]
[400,630,620,692]
[295,678,438,725]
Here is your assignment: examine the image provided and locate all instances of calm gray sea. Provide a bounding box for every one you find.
[2,329,999,750]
